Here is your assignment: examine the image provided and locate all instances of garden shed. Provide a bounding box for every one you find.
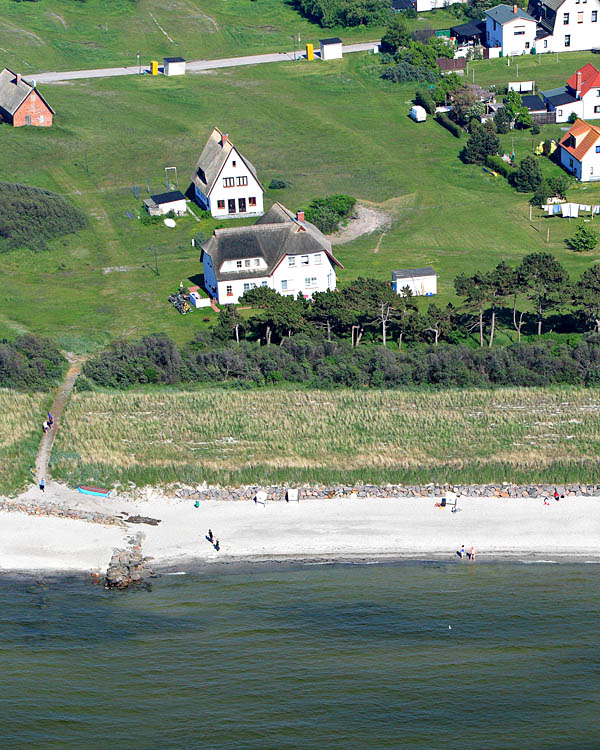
[144,190,187,216]
[320,38,343,61]
[392,267,437,296]
[163,57,186,76]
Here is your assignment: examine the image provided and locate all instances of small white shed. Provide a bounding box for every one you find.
[392,267,437,296]
[320,38,343,61]
[163,57,186,76]
[409,105,427,122]
[144,190,187,217]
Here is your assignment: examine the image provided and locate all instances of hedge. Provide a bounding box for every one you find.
[435,112,462,138]
[486,154,514,179]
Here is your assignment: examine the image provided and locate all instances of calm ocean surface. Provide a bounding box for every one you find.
[1,561,599,750]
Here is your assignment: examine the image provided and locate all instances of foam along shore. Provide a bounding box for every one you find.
[1,485,599,572]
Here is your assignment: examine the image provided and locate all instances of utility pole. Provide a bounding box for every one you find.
[137,51,141,75]
[291,34,296,61]
[84,151,88,174]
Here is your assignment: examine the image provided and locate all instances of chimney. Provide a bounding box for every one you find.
[16,73,21,86]
[513,3,517,11]
[221,132,229,147]
[576,70,582,98]
[296,210,305,222]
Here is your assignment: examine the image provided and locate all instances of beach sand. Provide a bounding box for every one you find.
[1,483,599,572]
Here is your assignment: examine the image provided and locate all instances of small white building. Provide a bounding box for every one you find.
[392,267,437,296]
[201,203,343,304]
[485,4,537,56]
[541,64,600,123]
[144,190,187,216]
[191,127,264,220]
[558,118,600,182]
[163,57,186,76]
[409,105,427,122]
[320,38,343,60]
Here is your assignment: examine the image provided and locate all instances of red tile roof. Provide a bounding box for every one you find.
[566,63,600,98]
[559,119,600,162]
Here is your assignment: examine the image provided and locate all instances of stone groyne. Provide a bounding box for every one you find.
[175,483,600,501]
[0,499,122,526]
[105,532,148,589]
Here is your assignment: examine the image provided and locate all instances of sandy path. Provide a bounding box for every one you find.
[35,355,85,484]
[329,203,393,246]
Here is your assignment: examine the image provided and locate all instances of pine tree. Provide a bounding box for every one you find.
[510,155,543,192]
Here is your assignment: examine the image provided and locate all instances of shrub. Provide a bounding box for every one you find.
[304,195,356,233]
[0,182,87,253]
[415,88,436,115]
[568,225,599,252]
[486,154,514,179]
[0,335,66,389]
[461,121,499,165]
[435,112,462,138]
[509,155,543,192]
[568,112,578,124]
[381,62,438,83]
[295,0,391,27]
[269,178,292,190]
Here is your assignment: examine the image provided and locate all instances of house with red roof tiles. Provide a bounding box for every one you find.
[542,64,600,123]
[558,118,600,181]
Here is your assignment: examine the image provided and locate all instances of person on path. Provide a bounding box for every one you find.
[42,420,48,434]
[554,489,560,502]
[208,529,214,543]
[47,412,53,427]
[214,539,220,552]
[39,478,45,492]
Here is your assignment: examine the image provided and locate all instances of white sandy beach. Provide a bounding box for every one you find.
[1,482,599,572]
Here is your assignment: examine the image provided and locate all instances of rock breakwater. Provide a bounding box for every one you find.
[105,532,149,589]
[175,483,600,501]
[0,499,121,526]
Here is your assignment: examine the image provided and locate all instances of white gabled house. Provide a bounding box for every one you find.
[201,203,343,304]
[485,5,538,56]
[528,0,600,52]
[191,127,264,220]
[558,118,600,181]
[541,64,600,123]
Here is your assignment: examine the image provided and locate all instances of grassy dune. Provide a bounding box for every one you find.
[51,387,600,488]
[0,391,49,495]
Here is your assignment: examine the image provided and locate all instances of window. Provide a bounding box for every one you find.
[570,159,574,168]
[288,256,296,267]
[525,42,530,49]
[597,88,600,96]
[515,26,525,35]
[565,34,571,46]
[254,259,260,266]
[249,197,257,206]
[301,255,309,265]
[593,10,598,20]
[25,115,31,126]
[595,106,600,113]
[305,277,317,288]
[544,39,548,47]
[558,109,563,116]
[577,11,583,22]
[223,177,235,187]
[244,283,250,292]
[493,20,496,31]
[39,114,44,123]
[232,160,236,167]
[281,280,288,291]
[238,197,246,213]
[563,12,569,23]
[596,145,600,152]
[261,281,267,287]
[226,285,233,296]
[236,260,242,268]
[245,259,251,267]
[314,254,322,265]
[237,176,248,186]
[217,200,225,209]
[228,199,236,214]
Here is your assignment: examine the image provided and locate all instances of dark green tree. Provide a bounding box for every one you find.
[213,306,245,344]
[493,105,511,134]
[422,302,454,346]
[380,13,411,55]
[574,265,600,332]
[518,252,569,335]
[567,225,599,253]
[487,261,516,347]
[515,106,533,130]
[509,155,543,192]
[310,289,352,342]
[502,90,522,120]
[461,121,500,165]
[454,271,492,347]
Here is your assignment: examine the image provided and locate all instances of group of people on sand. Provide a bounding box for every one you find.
[207,529,220,552]
[457,545,476,561]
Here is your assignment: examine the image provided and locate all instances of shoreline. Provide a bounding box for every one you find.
[1,483,599,575]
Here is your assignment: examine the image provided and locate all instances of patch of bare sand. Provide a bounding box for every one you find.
[328,202,393,246]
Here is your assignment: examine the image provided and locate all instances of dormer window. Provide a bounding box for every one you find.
[254,259,260,266]
[236,260,242,268]
[314,254,322,265]
[288,256,296,267]
[245,259,251,267]
[301,255,309,265]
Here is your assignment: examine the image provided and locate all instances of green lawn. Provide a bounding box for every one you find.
[1,52,599,350]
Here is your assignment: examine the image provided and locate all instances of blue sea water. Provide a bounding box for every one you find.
[1,561,599,750]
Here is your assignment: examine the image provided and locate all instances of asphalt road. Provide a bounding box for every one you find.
[31,42,379,84]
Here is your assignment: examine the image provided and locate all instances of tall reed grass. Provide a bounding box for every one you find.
[50,388,600,489]
[0,390,50,495]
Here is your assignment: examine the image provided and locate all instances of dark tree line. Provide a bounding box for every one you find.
[0,335,66,389]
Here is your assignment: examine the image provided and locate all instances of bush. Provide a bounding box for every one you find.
[486,154,514,179]
[0,335,66,390]
[295,0,391,27]
[509,155,543,192]
[269,178,292,190]
[304,195,356,233]
[435,112,462,138]
[568,225,599,252]
[461,121,500,165]
[0,182,87,253]
[415,88,436,115]
[381,62,438,83]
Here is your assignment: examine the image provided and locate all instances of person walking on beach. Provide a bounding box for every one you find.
[459,545,465,558]
[39,478,45,493]
[208,529,214,543]
[214,539,220,552]
[469,546,476,561]
[554,489,560,502]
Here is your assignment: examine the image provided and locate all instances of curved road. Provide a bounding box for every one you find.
[31,42,379,84]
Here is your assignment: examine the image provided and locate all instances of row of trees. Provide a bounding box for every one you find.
[0,335,66,390]
[294,0,390,27]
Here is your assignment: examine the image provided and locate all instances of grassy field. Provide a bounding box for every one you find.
[0,0,461,74]
[50,387,600,488]
[1,51,599,350]
[0,391,50,495]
